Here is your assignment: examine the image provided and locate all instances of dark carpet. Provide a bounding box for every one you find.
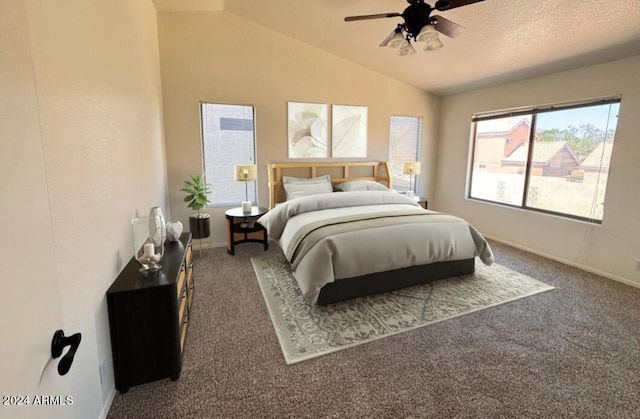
[107,240,640,418]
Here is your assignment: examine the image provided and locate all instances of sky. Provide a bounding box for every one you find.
[536,103,619,132]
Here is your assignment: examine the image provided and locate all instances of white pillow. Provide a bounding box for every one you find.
[284,181,333,200]
[334,180,389,192]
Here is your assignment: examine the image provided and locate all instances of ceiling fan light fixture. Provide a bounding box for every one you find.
[345,0,481,55]
[416,24,438,42]
[423,37,444,51]
[398,41,416,56]
[387,32,406,48]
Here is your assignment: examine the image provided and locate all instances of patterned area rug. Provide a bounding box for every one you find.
[251,254,554,365]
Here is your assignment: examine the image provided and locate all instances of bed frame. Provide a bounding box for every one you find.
[318,259,475,305]
[267,161,392,209]
[267,161,475,305]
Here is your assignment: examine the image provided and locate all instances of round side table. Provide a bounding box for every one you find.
[224,206,269,255]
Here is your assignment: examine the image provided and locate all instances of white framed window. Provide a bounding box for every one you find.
[388,115,422,192]
[468,97,620,223]
[200,103,257,207]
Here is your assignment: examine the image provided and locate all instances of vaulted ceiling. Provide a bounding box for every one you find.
[153,0,640,96]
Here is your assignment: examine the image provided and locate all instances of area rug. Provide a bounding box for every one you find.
[251,254,555,365]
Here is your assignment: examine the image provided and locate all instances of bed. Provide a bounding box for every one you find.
[258,161,494,305]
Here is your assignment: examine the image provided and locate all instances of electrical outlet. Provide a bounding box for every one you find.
[635,258,640,272]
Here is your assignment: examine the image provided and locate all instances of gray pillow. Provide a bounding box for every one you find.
[334,180,389,192]
[282,174,332,200]
[283,175,331,184]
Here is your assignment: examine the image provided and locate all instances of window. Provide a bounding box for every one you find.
[468,97,620,222]
[388,116,422,192]
[200,103,257,207]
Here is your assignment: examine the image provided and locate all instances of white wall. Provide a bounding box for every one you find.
[157,11,440,245]
[2,0,167,417]
[1,1,69,418]
[435,55,640,284]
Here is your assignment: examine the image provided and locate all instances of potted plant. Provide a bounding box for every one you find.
[181,173,212,239]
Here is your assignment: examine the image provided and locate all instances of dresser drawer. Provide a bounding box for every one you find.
[178,285,187,320]
[179,310,189,352]
[106,233,193,393]
[185,243,193,266]
[176,265,186,299]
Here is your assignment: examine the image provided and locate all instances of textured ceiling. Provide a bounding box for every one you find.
[154,0,640,96]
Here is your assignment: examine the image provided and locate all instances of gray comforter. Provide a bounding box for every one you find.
[258,191,494,304]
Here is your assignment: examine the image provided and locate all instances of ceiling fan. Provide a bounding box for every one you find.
[344,0,485,55]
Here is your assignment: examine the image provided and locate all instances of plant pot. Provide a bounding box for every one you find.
[189,214,210,239]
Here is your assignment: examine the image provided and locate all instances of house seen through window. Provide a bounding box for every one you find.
[200,103,257,207]
[468,97,620,222]
[389,115,422,193]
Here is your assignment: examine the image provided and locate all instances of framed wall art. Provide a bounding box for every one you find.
[287,102,328,158]
[331,104,367,158]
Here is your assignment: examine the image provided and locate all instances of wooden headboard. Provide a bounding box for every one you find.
[267,161,392,209]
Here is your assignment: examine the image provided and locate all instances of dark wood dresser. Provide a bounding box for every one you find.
[107,233,194,393]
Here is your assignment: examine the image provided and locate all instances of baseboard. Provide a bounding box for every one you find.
[484,234,640,289]
[99,386,116,419]
[190,239,225,249]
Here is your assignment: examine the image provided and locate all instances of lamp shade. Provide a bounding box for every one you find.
[416,25,438,42]
[387,32,406,48]
[234,164,257,181]
[398,41,416,56]
[402,161,421,175]
[423,37,443,51]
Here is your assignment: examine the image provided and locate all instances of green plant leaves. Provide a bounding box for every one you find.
[181,173,212,212]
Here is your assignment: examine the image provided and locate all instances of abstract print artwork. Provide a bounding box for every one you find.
[332,105,367,158]
[287,102,328,158]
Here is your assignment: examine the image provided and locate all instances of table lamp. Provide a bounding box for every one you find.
[234,164,257,213]
[402,161,421,198]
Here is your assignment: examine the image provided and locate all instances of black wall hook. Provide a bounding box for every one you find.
[51,330,81,376]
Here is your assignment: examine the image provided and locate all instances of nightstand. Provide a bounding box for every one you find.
[413,196,428,209]
[401,192,428,209]
[225,206,269,255]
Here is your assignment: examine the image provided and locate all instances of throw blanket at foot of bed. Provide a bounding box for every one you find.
[286,210,486,269]
[258,191,494,304]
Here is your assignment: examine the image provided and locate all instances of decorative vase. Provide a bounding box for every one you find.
[166,221,183,242]
[149,206,166,244]
[132,215,165,273]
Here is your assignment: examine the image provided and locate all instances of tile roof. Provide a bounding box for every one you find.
[502,141,572,164]
[580,141,614,170]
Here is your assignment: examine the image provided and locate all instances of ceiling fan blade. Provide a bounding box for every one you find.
[379,29,399,47]
[434,0,485,11]
[431,15,465,38]
[345,12,401,22]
